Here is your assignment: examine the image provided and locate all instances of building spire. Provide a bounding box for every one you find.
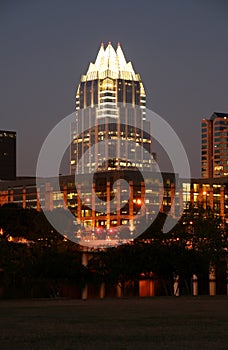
[84,42,138,81]
[116,42,127,71]
[94,43,105,70]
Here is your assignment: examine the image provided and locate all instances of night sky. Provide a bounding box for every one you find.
[0,0,227,178]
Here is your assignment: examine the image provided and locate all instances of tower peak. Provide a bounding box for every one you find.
[84,43,139,81]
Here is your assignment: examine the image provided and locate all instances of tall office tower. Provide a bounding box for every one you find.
[70,42,152,175]
[0,130,16,180]
[202,112,228,178]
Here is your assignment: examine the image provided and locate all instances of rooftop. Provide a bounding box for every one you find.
[210,112,228,121]
[81,42,141,82]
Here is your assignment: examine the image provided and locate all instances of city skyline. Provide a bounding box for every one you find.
[0,42,192,246]
[0,1,228,177]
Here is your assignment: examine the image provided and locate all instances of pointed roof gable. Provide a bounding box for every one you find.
[83,42,140,81]
[116,42,127,70]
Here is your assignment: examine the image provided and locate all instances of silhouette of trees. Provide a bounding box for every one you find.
[0,204,227,298]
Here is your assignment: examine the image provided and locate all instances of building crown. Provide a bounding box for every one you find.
[81,42,141,82]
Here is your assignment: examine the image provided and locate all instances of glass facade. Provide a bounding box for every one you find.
[70,43,150,175]
[201,113,228,178]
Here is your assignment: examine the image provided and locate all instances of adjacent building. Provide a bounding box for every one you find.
[0,130,16,180]
[1,175,228,222]
[202,112,228,178]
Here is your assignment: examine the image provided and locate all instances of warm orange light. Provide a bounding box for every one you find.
[136,198,142,205]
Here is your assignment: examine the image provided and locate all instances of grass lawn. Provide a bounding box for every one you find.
[0,297,227,350]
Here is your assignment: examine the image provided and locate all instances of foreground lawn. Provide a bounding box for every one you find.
[0,297,227,349]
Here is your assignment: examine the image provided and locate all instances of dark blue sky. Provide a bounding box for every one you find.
[0,0,227,177]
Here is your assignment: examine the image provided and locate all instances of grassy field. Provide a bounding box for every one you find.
[0,297,227,350]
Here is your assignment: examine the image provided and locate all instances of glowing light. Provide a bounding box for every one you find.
[85,43,139,81]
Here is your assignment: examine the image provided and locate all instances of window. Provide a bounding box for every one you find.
[215,126,224,131]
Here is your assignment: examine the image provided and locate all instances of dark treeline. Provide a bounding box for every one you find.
[0,204,227,298]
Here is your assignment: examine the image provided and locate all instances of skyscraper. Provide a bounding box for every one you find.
[70,42,152,175]
[202,112,228,178]
[67,42,158,242]
[0,130,16,180]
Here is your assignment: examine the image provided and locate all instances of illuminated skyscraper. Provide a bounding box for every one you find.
[70,42,152,175]
[202,112,228,178]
